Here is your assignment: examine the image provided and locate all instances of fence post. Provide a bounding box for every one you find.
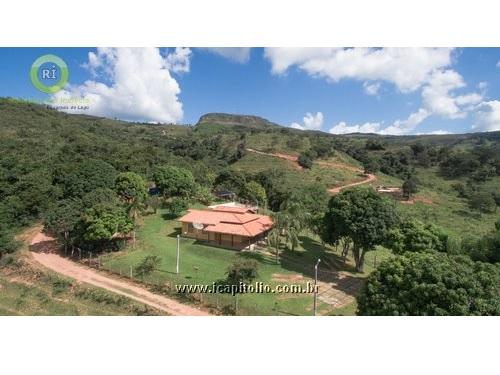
[130,266,133,278]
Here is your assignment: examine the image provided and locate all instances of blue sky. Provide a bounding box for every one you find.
[0,47,499,134]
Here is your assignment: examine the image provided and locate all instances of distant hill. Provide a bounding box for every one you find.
[196,113,281,129]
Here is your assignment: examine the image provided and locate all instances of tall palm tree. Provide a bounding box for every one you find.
[268,228,282,264]
[279,201,309,252]
[127,199,144,247]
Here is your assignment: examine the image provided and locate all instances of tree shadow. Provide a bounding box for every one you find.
[29,239,58,254]
[162,212,179,221]
[167,228,181,238]
[239,250,278,266]
[276,235,362,298]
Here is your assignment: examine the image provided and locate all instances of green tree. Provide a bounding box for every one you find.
[194,184,213,205]
[460,221,500,263]
[115,172,147,204]
[81,203,133,246]
[322,188,398,272]
[153,165,195,199]
[214,169,247,195]
[268,227,282,264]
[385,219,448,254]
[357,252,500,315]
[279,200,309,252]
[241,181,267,207]
[297,153,313,169]
[289,183,329,235]
[0,229,19,258]
[226,259,259,286]
[469,191,496,213]
[43,198,82,252]
[167,197,188,217]
[135,255,162,278]
[402,176,418,200]
[54,159,117,198]
[145,195,161,214]
[363,157,380,174]
[115,172,147,247]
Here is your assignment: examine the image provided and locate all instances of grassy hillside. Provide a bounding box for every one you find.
[1,97,498,240]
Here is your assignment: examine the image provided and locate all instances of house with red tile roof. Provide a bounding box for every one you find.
[178,205,273,250]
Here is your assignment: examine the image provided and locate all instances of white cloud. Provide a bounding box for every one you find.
[291,112,324,130]
[264,47,453,93]
[496,61,500,68]
[478,81,488,90]
[472,100,500,132]
[164,47,192,73]
[379,108,430,135]
[329,121,382,134]
[329,108,429,136]
[363,82,381,96]
[266,47,488,133]
[204,48,251,63]
[421,69,482,119]
[54,48,184,123]
[419,130,451,135]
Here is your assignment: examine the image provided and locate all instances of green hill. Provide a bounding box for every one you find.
[0,97,499,251]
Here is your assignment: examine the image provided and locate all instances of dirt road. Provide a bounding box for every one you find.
[29,232,211,316]
[246,148,376,193]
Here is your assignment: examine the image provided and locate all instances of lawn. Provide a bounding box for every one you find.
[100,209,390,315]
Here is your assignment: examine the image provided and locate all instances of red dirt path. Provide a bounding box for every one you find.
[29,231,211,316]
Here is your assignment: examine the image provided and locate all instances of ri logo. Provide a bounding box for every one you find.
[30,54,69,94]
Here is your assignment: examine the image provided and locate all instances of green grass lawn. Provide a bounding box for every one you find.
[101,209,389,315]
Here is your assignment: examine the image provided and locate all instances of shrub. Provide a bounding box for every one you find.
[51,277,72,295]
[469,191,496,213]
[167,197,189,217]
[135,255,162,278]
[297,154,313,169]
[0,230,19,258]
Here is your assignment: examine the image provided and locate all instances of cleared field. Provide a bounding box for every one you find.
[230,152,363,191]
[398,167,499,237]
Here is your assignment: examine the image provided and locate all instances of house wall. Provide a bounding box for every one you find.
[180,221,255,249]
[180,221,269,250]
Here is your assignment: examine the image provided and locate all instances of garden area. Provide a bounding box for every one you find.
[100,209,390,315]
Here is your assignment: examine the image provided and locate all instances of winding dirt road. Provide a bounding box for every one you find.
[29,232,211,316]
[246,148,376,193]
